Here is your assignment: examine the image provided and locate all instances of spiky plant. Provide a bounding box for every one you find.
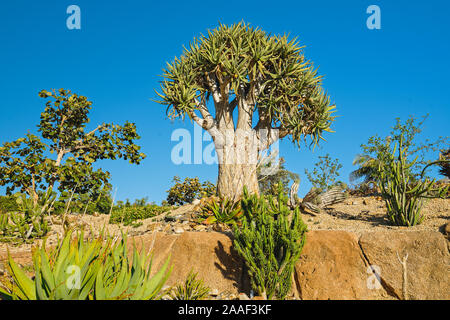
[0,230,171,300]
[169,270,210,300]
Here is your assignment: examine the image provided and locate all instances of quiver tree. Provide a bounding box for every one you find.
[157,22,336,199]
[0,89,146,206]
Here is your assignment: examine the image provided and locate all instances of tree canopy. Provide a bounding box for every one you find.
[0,89,146,204]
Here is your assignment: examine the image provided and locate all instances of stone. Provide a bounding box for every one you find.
[173,227,185,234]
[358,230,450,300]
[192,199,201,205]
[210,289,219,296]
[133,231,244,294]
[294,230,380,300]
[239,293,250,300]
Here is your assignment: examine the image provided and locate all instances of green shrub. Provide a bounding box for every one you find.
[0,229,171,300]
[0,193,53,244]
[378,138,449,226]
[305,153,343,190]
[109,204,171,227]
[169,270,210,300]
[0,195,19,213]
[233,187,308,300]
[166,176,216,206]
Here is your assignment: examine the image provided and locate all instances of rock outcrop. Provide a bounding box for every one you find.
[2,230,449,300]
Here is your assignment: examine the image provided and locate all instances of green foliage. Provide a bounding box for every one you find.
[0,192,53,244]
[0,230,172,300]
[438,149,450,179]
[53,184,113,216]
[377,138,449,226]
[156,22,336,149]
[351,115,448,184]
[304,153,343,190]
[233,186,307,300]
[166,176,216,206]
[0,88,145,205]
[169,270,210,300]
[198,197,243,225]
[0,195,19,213]
[109,202,171,227]
[258,157,299,196]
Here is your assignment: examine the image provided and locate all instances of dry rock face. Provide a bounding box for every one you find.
[1,229,448,300]
[131,230,449,300]
[358,231,450,300]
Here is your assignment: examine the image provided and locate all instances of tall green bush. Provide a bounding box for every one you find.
[233,187,307,300]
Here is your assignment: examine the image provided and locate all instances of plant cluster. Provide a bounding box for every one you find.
[0,230,171,300]
[109,202,171,227]
[169,270,210,300]
[0,193,53,244]
[304,153,343,191]
[377,138,449,226]
[165,176,215,206]
[233,186,307,300]
[0,195,19,213]
[198,197,243,225]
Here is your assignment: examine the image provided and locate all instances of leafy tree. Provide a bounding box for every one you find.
[304,153,342,190]
[0,89,146,206]
[166,176,215,206]
[156,22,336,199]
[350,115,448,184]
[258,157,299,196]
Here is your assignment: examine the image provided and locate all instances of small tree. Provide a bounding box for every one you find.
[0,89,146,206]
[157,22,336,199]
[165,176,215,206]
[304,153,342,190]
[351,115,448,184]
[258,157,299,196]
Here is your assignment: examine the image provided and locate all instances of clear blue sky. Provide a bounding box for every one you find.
[0,0,449,203]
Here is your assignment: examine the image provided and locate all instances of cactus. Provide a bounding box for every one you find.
[377,138,449,226]
[0,192,54,243]
[233,186,307,300]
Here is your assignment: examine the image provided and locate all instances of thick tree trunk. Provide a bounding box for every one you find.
[215,130,260,200]
[217,163,259,200]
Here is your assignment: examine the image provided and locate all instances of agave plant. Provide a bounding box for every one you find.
[199,197,243,225]
[0,230,171,300]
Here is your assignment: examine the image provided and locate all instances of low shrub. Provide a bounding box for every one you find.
[166,176,215,206]
[109,204,171,227]
[169,270,210,300]
[0,229,171,300]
